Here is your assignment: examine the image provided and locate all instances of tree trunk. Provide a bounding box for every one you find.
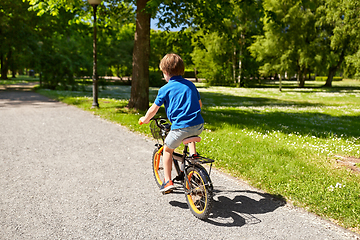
[324,56,345,87]
[325,67,337,87]
[0,54,4,79]
[194,68,198,82]
[238,34,244,87]
[10,53,16,78]
[297,71,305,87]
[325,39,348,87]
[299,74,305,87]
[233,45,236,84]
[278,74,282,92]
[238,49,242,87]
[1,52,10,80]
[127,0,151,111]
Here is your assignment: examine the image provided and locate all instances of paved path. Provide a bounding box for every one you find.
[0,89,359,240]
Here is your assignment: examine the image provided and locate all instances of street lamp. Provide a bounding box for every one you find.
[88,0,102,108]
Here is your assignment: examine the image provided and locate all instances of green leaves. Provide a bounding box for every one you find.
[250,0,321,86]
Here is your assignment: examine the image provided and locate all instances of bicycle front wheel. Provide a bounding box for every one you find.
[152,147,164,188]
[185,166,213,219]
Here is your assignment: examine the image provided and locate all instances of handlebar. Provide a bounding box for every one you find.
[152,117,169,129]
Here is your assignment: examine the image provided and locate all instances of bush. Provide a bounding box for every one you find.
[315,76,343,81]
[149,71,166,87]
[183,71,196,79]
[191,31,234,86]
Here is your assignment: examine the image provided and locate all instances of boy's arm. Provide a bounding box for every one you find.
[199,99,202,109]
[139,103,160,124]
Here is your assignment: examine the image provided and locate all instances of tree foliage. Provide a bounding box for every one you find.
[2,0,360,98]
[250,0,320,87]
[317,0,360,84]
[150,30,193,70]
[192,31,233,86]
[21,0,134,90]
[0,0,39,79]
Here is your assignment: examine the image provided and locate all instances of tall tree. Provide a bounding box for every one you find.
[0,0,38,79]
[317,0,360,86]
[191,30,233,86]
[26,0,230,109]
[223,0,263,87]
[129,0,231,110]
[250,0,320,87]
[27,0,134,88]
[127,0,151,110]
[150,30,193,71]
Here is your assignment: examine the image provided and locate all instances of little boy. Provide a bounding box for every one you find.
[139,53,204,193]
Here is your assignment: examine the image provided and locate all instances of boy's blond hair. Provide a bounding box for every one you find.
[159,53,185,76]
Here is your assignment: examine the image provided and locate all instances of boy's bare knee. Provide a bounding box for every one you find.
[164,145,175,153]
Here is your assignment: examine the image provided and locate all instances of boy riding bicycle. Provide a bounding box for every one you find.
[139,53,204,193]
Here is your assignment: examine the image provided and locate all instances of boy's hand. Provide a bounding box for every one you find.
[139,104,160,125]
[139,116,149,125]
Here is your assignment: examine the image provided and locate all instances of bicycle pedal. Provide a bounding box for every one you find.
[173,172,185,182]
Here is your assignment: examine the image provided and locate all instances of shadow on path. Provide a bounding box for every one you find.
[0,90,58,108]
[169,188,286,227]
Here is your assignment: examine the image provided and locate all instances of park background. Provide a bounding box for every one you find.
[1,0,360,235]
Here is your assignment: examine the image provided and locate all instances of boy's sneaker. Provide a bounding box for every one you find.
[190,153,201,164]
[190,153,199,159]
[160,180,175,193]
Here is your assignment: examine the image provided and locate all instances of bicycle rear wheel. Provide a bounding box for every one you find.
[185,166,213,219]
[152,147,164,187]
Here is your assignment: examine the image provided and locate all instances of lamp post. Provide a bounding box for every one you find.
[88,0,102,108]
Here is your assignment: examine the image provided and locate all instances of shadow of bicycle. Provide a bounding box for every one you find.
[169,188,286,227]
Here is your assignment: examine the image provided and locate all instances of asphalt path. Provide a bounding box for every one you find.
[0,89,359,240]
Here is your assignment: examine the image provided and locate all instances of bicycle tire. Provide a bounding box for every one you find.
[152,147,164,188]
[185,166,213,219]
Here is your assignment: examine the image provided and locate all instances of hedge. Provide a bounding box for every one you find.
[315,76,343,81]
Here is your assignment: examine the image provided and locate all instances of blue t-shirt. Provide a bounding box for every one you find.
[154,76,204,129]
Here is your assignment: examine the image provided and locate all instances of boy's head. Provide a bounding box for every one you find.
[159,53,185,77]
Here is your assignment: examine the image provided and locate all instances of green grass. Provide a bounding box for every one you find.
[0,75,39,85]
[34,79,360,233]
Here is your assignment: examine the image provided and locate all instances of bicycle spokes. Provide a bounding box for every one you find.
[185,168,213,219]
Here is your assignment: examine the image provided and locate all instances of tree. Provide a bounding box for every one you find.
[39,14,92,90]
[128,0,232,110]
[27,0,134,90]
[127,0,151,110]
[191,31,233,86]
[104,24,135,79]
[222,0,264,87]
[0,0,39,79]
[250,0,320,87]
[150,30,193,71]
[317,0,360,86]
[27,0,232,109]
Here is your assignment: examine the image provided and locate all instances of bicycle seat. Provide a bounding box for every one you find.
[183,136,201,145]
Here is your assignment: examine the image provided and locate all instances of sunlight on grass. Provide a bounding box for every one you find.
[36,79,360,233]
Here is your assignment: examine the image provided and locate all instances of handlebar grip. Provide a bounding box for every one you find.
[138,120,143,125]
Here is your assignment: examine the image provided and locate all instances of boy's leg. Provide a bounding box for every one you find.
[189,142,196,156]
[163,145,174,182]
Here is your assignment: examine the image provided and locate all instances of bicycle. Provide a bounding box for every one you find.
[140,117,215,220]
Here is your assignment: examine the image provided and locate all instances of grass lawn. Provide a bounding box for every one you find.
[33,79,360,233]
[0,75,39,85]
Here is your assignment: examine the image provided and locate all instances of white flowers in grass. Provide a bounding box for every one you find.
[328,182,346,192]
[200,86,360,156]
[237,129,359,156]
